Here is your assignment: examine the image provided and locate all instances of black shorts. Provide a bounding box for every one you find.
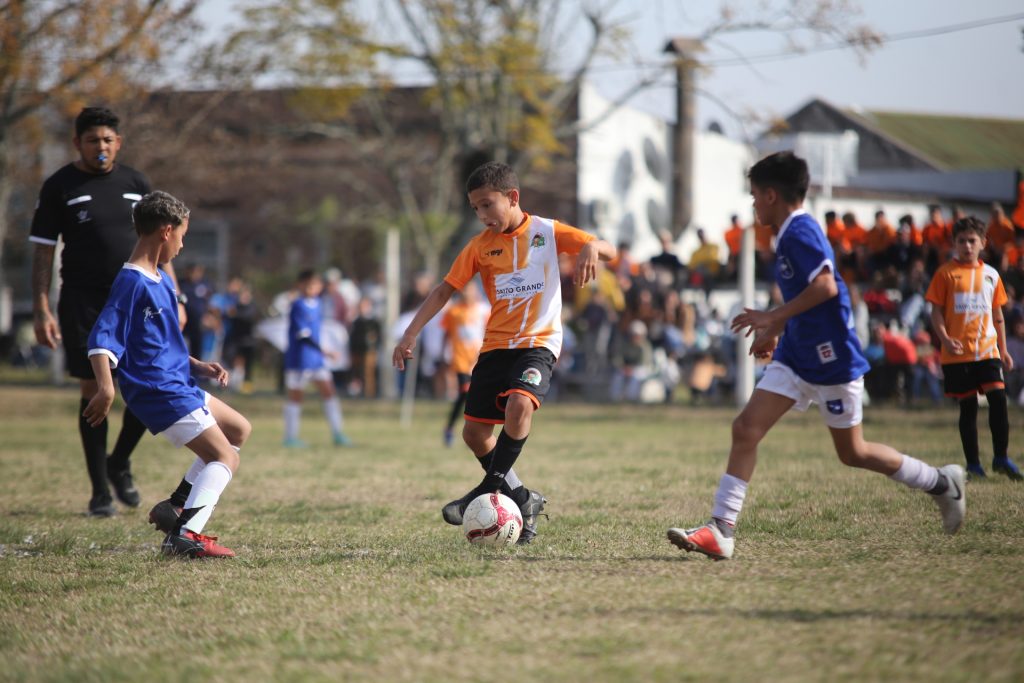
[58,287,110,379]
[941,359,1005,398]
[464,348,556,424]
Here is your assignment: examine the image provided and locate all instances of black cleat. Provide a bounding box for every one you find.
[108,469,141,508]
[442,486,489,526]
[992,457,1023,481]
[148,499,183,534]
[516,489,546,545]
[88,496,117,518]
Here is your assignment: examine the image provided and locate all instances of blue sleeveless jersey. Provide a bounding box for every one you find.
[772,210,870,385]
[284,296,326,371]
[88,265,205,433]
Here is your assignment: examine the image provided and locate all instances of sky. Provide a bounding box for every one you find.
[197,0,1024,140]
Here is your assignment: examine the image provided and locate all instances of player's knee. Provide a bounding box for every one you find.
[504,395,534,429]
[731,414,764,447]
[224,416,252,448]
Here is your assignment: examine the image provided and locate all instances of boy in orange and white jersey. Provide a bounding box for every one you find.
[393,162,615,543]
[926,216,1022,481]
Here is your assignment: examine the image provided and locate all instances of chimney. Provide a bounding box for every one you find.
[664,37,705,239]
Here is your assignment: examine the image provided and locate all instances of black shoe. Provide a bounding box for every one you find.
[148,499,183,534]
[88,496,117,517]
[992,457,1023,481]
[516,489,547,545]
[161,531,204,557]
[441,486,489,526]
[108,469,141,507]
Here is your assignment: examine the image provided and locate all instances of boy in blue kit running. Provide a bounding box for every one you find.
[85,191,251,558]
[667,152,965,560]
[282,270,351,447]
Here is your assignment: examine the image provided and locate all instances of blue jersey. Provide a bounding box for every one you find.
[772,210,870,385]
[284,296,326,371]
[88,265,205,433]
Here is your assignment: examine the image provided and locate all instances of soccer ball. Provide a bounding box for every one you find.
[461,492,523,546]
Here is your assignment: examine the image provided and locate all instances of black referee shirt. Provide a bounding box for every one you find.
[29,163,152,289]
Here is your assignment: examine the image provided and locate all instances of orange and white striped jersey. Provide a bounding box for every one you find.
[440,300,489,375]
[925,259,1007,365]
[444,214,595,357]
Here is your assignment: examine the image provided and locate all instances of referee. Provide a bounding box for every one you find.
[30,107,178,517]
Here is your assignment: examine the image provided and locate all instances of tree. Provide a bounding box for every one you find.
[204,0,878,275]
[0,0,199,312]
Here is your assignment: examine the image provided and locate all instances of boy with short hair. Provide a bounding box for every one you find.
[926,216,1021,481]
[283,270,351,447]
[86,191,251,557]
[393,161,616,544]
[667,151,966,561]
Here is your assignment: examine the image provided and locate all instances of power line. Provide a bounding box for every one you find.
[704,11,1024,68]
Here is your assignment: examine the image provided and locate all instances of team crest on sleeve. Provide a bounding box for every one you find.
[520,368,542,386]
[826,399,844,415]
[530,233,545,248]
[777,256,794,279]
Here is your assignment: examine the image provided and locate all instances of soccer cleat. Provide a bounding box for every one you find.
[332,432,353,447]
[108,469,141,508]
[515,489,547,545]
[441,486,489,526]
[667,521,734,560]
[87,496,117,518]
[282,437,308,448]
[931,464,966,535]
[966,463,987,480]
[161,530,235,558]
[148,499,183,534]
[992,457,1023,482]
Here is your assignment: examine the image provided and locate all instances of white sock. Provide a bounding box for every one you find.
[711,473,748,526]
[181,461,233,535]
[322,397,344,435]
[183,456,205,484]
[889,454,939,491]
[505,468,522,491]
[284,401,301,441]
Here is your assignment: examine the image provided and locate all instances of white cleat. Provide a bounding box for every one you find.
[932,464,966,535]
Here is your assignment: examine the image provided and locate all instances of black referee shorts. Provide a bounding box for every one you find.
[464,347,556,424]
[941,358,1005,398]
[58,287,110,380]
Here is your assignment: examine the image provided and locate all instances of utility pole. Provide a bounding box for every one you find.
[663,37,705,239]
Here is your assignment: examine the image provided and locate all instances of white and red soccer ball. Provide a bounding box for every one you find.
[461,492,522,546]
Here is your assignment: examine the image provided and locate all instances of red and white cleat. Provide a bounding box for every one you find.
[667,521,734,560]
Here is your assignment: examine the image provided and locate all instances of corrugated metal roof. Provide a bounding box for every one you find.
[853,109,1024,171]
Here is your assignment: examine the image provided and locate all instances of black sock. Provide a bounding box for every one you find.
[168,479,192,508]
[928,473,949,496]
[79,398,110,499]
[107,407,147,474]
[481,430,527,491]
[446,392,468,432]
[958,397,980,467]
[987,389,1010,460]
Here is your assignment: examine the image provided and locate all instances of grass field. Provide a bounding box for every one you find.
[1,383,1023,682]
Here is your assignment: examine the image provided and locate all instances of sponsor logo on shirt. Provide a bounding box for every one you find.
[486,248,504,257]
[143,306,163,321]
[777,256,794,279]
[520,368,542,386]
[953,293,988,314]
[494,270,545,300]
[816,341,837,364]
[826,398,844,415]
